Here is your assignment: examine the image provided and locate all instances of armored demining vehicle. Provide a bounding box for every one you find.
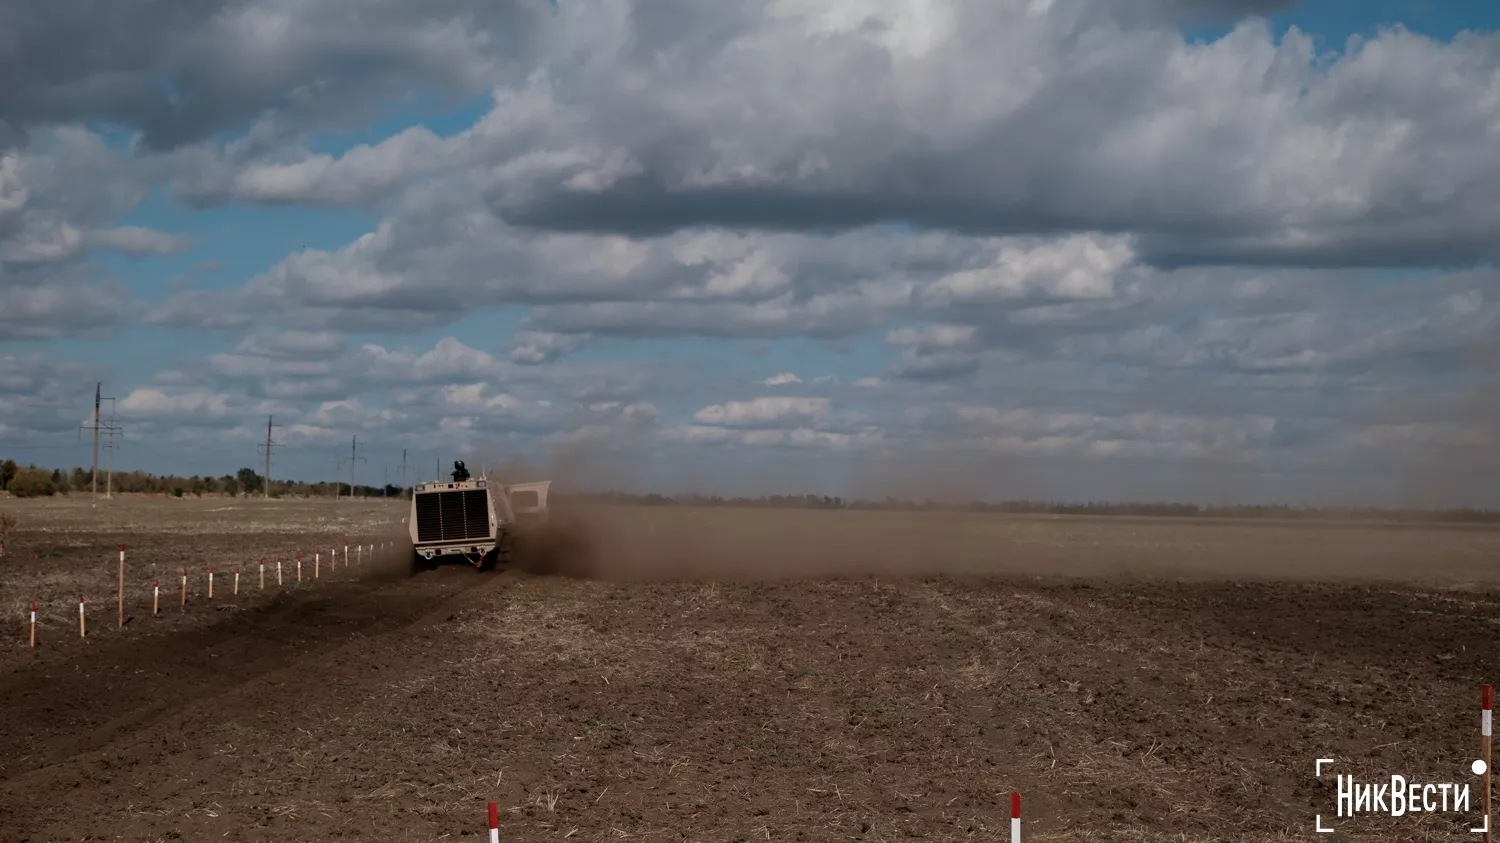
[408,460,551,570]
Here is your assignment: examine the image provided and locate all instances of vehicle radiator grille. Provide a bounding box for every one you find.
[414,490,491,543]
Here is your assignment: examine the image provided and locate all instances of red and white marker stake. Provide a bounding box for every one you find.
[488,801,499,843]
[315,551,320,579]
[260,559,266,589]
[297,554,303,582]
[1484,684,1492,843]
[208,567,215,599]
[153,580,160,615]
[79,596,86,639]
[29,601,36,648]
[181,567,188,606]
[234,567,241,595]
[1011,792,1021,843]
[118,544,126,628]
[277,557,283,586]
[358,543,363,565]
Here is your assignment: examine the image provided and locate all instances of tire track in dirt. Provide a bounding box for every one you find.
[0,562,513,785]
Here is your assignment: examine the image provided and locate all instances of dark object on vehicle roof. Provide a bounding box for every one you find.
[409,460,552,572]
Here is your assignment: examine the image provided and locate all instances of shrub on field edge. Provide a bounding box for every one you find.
[0,511,13,558]
[8,468,55,498]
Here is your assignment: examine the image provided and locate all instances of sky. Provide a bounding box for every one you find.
[1,0,1498,507]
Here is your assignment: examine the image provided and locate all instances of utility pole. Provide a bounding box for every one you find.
[258,415,280,499]
[351,435,365,497]
[335,436,367,499]
[79,385,120,499]
[92,383,100,498]
[84,383,100,498]
[99,399,121,499]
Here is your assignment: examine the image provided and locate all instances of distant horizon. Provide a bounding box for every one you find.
[4,458,1499,522]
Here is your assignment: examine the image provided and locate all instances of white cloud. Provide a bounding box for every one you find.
[118,388,235,419]
[660,423,884,450]
[510,331,591,365]
[360,337,509,385]
[884,324,979,351]
[694,396,832,427]
[1,218,84,263]
[922,236,1133,306]
[760,372,802,386]
[234,331,347,360]
[438,384,524,414]
[0,277,137,340]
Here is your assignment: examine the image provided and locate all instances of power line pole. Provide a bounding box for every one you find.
[79,384,120,500]
[99,399,121,499]
[257,415,280,499]
[335,436,367,499]
[93,383,100,498]
[83,383,100,499]
[350,435,365,497]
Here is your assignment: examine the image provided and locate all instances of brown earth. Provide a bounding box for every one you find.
[1,497,1499,841]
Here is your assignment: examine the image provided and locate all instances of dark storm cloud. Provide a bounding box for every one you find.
[0,0,552,151]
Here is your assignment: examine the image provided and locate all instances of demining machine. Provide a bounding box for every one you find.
[408,460,551,570]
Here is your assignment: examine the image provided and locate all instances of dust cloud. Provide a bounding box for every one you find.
[448,390,1500,585]
[503,497,1500,586]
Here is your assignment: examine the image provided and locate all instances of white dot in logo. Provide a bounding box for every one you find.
[1474,759,1488,776]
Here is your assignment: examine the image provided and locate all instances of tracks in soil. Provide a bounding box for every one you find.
[0,563,517,785]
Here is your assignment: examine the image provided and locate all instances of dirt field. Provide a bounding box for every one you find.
[3,496,1500,841]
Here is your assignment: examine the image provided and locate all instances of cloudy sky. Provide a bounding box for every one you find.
[2,0,1498,506]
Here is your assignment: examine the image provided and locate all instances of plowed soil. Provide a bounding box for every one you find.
[2,497,1500,841]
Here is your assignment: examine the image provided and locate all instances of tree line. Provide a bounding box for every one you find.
[3,458,1498,523]
[0,460,405,500]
